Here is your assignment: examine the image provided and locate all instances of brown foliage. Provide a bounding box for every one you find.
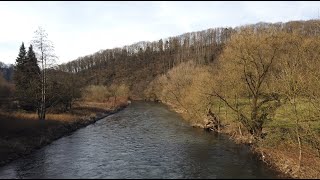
[145,61,216,126]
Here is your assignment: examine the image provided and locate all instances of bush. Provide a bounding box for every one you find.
[110,83,129,99]
[145,61,216,125]
[82,85,111,102]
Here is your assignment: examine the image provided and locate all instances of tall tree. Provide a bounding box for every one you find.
[211,28,282,138]
[26,45,41,78]
[13,42,27,108]
[32,26,57,120]
[26,44,41,111]
[15,42,27,66]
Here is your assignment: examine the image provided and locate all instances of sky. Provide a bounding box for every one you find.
[0,1,319,65]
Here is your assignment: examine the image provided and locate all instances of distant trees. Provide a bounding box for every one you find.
[55,20,320,99]
[0,62,14,82]
[56,26,230,97]
[0,73,14,107]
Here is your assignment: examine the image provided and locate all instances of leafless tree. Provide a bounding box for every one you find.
[32,26,57,120]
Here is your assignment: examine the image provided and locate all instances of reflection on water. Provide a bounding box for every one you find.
[0,101,281,178]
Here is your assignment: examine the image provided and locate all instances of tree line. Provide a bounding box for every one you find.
[55,20,320,98]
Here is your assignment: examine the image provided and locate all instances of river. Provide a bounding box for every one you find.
[0,101,282,178]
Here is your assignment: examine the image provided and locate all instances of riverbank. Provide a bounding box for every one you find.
[156,100,320,179]
[220,118,320,179]
[0,98,129,167]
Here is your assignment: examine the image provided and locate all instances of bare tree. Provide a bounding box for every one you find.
[212,27,282,138]
[275,32,306,171]
[32,26,57,120]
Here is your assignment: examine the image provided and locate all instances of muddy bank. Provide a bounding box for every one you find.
[0,104,128,167]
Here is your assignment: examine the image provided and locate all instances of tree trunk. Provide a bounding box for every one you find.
[239,125,243,136]
[39,51,46,120]
[225,98,228,121]
[251,95,261,136]
[218,100,221,132]
[293,97,302,172]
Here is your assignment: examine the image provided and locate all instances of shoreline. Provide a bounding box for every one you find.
[0,103,128,168]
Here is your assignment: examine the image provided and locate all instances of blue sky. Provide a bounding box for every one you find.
[0,1,319,65]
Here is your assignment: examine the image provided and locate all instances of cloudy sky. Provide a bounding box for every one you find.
[0,1,319,65]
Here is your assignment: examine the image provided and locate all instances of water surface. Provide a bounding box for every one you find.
[0,101,281,178]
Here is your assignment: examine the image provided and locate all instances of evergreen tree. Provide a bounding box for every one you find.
[13,42,27,103]
[15,42,27,66]
[25,44,41,111]
[13,42,41,111]
[26,45,41,80]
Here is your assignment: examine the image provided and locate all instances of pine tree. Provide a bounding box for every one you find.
[26,45,41,80]
[25,45,41,111]
[13,42,41,111]
[13,42,28,105]
[16,42,27,66]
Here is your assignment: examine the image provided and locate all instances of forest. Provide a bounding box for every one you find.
[1,19,320,178]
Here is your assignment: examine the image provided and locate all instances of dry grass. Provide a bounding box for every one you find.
[46,114,78,122]
[71,97,128,116]
[256,142,320,179]
[0,97,128,136]
[8,112,39,120]
[10,112,76,122]
[0,97,129,166]
[1,112,78,123]
[77,97,128,109]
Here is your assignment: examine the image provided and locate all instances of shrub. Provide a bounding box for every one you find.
[82,85,111,102]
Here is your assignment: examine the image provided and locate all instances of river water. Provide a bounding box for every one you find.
[0,101,282,178]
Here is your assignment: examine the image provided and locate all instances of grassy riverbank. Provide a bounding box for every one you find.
[0,97,129,167]
[158,99,320,179]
